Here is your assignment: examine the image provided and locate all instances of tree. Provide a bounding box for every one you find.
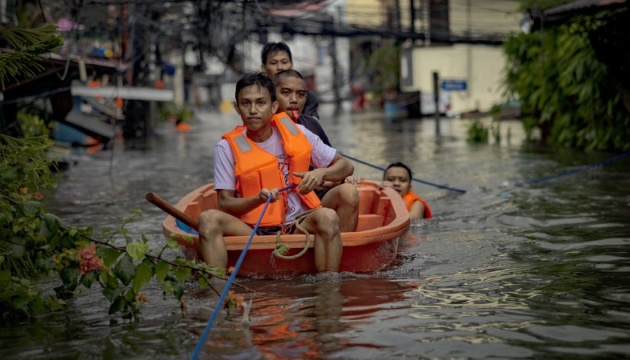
[0,23,64,88]
[503,2,630,151]
[366,44,400,100]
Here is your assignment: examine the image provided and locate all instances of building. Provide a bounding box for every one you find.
[398,0,521,114]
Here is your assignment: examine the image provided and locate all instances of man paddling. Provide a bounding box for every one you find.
[198,72,354,272]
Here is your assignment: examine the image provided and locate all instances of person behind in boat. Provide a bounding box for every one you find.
[261,41,320,120]
[198,72,355,272]
[382,162,433,220]
[273,69,358,232]
[273,69,331,146]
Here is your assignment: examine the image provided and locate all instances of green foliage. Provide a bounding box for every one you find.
[502,10,630,151]
[366,44,400,98]
[17,112,52,138]
[0,23,64,87]
[159,102,194,122]
[467,119,501,144]
[467,120,489,143]
[0,135,238,320]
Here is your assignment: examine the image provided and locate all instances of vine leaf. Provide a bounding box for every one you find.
[132,260,154,293]
[109,295,125,315]
[126,242,148,261]
[113,255,135,286]
[99,247,122,267]
[155,261,168,282]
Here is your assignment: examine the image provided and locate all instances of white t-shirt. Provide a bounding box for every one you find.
[214,125,336,224]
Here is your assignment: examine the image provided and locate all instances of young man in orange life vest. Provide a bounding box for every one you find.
[273,69,359,232]
[382,162,433,220]
[198,72,355,272]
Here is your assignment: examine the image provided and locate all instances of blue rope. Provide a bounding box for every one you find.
[519,151,630,186]
[191,184,295,360]
[340,152,467,194]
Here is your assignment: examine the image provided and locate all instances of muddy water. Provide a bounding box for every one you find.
[1,105,629,359]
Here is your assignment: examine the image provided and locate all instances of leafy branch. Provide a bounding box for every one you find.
[0,23,64,87]
[1,134,252,320]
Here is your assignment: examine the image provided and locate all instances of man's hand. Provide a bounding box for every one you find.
[258,188,279,203]
[293,169,326,194]
[345,175,363,185]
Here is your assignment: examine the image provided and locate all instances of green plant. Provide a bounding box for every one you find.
[159,102,194,122]
[366,44,400,99]
[467,120,489,143]
[0,134,243,320]
[0,23,64,88]
[502,4,630,151]
[17,112,52,138]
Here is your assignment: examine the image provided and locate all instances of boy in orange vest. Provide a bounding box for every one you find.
[382,162,433,220]
[198,72,355,272]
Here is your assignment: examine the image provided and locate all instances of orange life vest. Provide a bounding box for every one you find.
[222,112,321,226]
[402,191,433,219]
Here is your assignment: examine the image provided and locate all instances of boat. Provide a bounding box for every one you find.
[160,180,410,278]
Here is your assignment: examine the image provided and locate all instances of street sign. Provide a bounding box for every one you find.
[441,80,468,91]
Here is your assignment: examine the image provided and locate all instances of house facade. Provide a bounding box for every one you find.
[398,0,521,114]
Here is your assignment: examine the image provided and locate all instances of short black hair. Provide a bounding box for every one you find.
[235,72,276,102]
[384,162,413,180]
[261,42,293,65]
[273,69,304,86]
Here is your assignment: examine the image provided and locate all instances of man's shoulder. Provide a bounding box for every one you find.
[306,90,319,102]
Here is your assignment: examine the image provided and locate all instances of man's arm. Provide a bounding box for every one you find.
[294,152,354,194]
[217,188,279,217]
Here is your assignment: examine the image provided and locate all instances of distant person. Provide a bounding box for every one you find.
[273,69,358,231]
[198,72,356,272]
[382,162,433,220]
[261,42,320,120]
[273,69,331,146]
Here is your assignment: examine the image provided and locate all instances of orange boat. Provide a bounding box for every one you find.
[161,180,410,278]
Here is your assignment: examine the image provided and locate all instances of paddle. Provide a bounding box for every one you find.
[145,192,199,231]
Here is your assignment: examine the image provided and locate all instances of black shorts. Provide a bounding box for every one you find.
[256,223,297,236]
[314,182,342,200]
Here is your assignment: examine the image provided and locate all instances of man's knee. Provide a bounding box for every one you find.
[339,183,359,206]
[313,208,339,234]
[198,209,223,232]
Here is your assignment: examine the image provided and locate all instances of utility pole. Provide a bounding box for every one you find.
[410,0,416,34]
[330,10,342,108]
[433,71,440,136]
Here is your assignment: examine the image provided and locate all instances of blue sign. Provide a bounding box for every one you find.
[441,80,468,91]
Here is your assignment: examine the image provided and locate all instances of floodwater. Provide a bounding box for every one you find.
[2,105,630,359]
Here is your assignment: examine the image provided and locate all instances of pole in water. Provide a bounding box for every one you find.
[433,71,441,136]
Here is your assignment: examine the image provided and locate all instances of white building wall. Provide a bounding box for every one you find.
[403,45,507,113]
[399,0,520,114]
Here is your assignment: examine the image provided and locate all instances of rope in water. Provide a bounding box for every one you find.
[340,152,467,194]
[191,184,295,360]
[518,151,630,186]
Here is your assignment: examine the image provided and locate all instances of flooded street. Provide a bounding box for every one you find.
[2,105,630,359]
